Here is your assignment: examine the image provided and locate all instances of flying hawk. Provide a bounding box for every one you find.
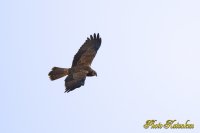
[48,33,102,93]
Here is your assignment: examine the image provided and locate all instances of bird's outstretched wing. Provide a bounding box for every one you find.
[65,70,88,93]
[72,33,101,67]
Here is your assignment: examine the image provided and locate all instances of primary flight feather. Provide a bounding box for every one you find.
[48,33,102,93]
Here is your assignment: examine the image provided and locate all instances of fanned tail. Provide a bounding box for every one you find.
[48,67,69,80]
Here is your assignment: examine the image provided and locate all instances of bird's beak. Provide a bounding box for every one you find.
[95,73,97,76]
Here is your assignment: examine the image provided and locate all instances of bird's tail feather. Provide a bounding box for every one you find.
[48,67,69,80]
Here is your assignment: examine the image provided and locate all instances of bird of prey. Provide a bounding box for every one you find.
[48,33,102,93]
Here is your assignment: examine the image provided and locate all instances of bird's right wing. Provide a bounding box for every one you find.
[71,33,101,67]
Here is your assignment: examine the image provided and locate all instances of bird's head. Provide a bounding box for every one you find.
[87,70,97,77]
[92,70,97,76]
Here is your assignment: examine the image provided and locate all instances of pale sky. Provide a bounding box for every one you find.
[0,0,200,133]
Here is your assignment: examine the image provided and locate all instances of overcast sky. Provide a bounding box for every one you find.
[1,0,200,133]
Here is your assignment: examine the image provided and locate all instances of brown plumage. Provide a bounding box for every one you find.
[48,33,101,93]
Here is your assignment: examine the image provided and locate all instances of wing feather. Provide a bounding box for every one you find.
[65,71,88,93]
[72,33,101,67]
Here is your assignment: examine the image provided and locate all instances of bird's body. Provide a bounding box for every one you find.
[48,33,101,93]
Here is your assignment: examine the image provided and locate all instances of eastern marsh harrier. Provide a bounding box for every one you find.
[48,33,102,93]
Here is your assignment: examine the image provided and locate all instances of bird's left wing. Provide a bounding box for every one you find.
[64,70,88,93]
